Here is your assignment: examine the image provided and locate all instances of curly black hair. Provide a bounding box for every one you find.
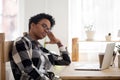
[29,13,55,31]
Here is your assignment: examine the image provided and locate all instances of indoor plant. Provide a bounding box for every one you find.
[116,45,120,68]
[116,45,120,54]
[84,25,95,41]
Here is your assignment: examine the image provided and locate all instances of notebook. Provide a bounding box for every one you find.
[74,43,115,71]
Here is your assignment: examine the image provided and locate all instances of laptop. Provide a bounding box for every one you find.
[74,43,115,71]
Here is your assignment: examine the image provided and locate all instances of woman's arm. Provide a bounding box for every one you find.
[48,47,71,65]
[44,31,71,65]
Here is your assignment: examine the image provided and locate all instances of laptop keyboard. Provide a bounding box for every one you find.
[74,63,100,71]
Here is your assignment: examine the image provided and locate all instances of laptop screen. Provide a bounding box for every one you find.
[101,43,115,70]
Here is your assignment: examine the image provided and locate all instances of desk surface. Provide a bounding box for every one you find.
[56,62,120,80]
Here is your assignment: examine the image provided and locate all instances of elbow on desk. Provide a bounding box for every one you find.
[62,53,71,65]
[64,60,71,65]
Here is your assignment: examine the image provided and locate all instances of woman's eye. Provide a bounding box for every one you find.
[42,24,47,28]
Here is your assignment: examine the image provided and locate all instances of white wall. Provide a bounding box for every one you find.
[18,0,25,35]
[19,0,69,53]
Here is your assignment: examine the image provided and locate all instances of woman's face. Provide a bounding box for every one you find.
[30,19,51,40]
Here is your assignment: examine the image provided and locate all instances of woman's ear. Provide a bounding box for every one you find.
[31,23,36,27]
[30,23,36,29]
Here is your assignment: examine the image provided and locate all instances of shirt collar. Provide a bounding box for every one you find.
[24,33,42,47]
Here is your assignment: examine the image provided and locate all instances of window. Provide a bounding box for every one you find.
[69,0,120,40]
[69,0,120,61]
[0,0,18,40]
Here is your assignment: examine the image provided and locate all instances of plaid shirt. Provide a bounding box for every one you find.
[10,34,71,80]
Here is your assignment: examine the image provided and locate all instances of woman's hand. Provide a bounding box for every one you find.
[45,31,60,44]
[45,31,63,47]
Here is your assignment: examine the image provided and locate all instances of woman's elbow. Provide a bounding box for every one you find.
[65,60,71,65]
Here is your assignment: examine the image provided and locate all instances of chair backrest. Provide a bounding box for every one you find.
[72,37,79,61]
[0,33,13,80]
[4,41,13,62]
